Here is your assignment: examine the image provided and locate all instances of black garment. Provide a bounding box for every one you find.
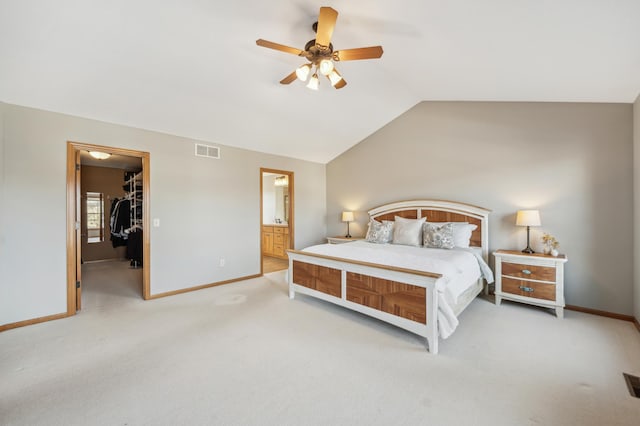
[126,229,143,265]
[110,198,130,248]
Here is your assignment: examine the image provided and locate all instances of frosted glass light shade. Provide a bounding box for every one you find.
[327,69,343,86]
[89,151,111,160]
[319,59,334,75]
[342,211,354,222]
[295,64,311,81]
[516,210,541,227]
[306,73,319,90]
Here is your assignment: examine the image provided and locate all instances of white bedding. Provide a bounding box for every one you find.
[301,241,494,338]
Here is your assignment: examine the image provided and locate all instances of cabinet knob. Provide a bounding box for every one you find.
[521,269,532,275]
[519,286,534,293]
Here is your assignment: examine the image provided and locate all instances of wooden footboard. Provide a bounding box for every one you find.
[288,251,442,354]
[287,199,491,355]
[345,272,427,324]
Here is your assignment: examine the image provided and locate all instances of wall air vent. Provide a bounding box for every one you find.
[195,143,220,159]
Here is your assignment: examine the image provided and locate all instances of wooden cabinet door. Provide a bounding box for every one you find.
[262,231,274,255]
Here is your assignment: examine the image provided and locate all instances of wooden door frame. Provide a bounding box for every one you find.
[260,168,294,276]
[66,141,151,315]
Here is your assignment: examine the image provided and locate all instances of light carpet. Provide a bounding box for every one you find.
[1,260,640,425]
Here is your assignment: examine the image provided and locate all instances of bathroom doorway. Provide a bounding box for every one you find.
[260,168,294,274]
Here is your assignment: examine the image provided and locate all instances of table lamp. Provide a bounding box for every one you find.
[342,211,354,238]
[516,210,541,253]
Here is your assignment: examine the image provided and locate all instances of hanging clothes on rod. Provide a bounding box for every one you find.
[126,229,143,267]
[110,197,131,247]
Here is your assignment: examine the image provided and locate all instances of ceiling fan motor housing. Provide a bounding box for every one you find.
[304,39,334,61]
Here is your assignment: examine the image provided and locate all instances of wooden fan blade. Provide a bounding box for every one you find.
[315,7,338,47]
[335,46,384,61]
[334,79,347,89]
[256,39,303,56]
[280,71,298,85]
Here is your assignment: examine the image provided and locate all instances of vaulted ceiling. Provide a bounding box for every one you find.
[1,1,639,163]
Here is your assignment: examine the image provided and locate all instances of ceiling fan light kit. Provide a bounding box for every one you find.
[306,73,320,90]
[296,63,312,81]
[256,6,383,90]
[327,69,343,86]
[318,59,334,76]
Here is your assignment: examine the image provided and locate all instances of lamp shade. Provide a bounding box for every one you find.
[516,210,541,227]
[341,211,354,222]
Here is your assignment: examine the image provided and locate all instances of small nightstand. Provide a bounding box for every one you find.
[326,236,363,244]
[493,250,568,318]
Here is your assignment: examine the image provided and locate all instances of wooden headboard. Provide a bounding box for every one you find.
[367,200,491,261]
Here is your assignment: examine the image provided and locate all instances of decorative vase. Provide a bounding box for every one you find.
[551,248,559,257]
[543,244,551,255]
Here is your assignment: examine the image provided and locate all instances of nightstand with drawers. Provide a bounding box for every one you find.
[493,250,568,318]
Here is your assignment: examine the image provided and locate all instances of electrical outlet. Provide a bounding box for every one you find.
[219,258,226,267]
[153,218,160,227]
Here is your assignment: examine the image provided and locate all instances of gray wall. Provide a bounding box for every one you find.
[0,103,326,326]
[634,93,640,321]
[0,103,4,292]
[327,101,634,315]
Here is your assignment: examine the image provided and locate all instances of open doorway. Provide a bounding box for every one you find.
[66,142,150,315]
[260,168,294,275]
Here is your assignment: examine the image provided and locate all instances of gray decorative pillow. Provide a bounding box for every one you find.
[426,222,478,248]
[365,220,394,244]
[422,222,455,249]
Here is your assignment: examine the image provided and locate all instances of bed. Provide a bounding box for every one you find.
[286,200,492,354]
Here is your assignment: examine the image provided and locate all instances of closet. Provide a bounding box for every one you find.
[78,150,144,308]
[125,171,143,267]
[110,171,143,267]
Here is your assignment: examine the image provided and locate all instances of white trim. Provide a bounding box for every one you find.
[367,199,490,218]
[368,199,491,263]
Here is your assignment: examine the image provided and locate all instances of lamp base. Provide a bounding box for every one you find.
[345,234,351,238]
[521,226,535,254]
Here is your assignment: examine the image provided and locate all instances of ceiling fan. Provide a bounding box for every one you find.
[256,6,383,90]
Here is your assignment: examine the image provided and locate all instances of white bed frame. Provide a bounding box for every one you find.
[287,200,491,354]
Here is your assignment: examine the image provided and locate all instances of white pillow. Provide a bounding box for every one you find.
[392,216,426,246]
[426,222,477,248]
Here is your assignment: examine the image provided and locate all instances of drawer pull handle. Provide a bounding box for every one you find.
[521,269,532,275]
[519,286,534,293]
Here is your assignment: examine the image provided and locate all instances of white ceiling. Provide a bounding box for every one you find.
[1,1,639,164]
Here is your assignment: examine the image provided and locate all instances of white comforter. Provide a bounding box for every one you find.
[301,241,494,338]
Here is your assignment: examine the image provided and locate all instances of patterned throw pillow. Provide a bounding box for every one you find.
[365,220,394,244]
[425,222,478,248]
[422,222,455,249]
